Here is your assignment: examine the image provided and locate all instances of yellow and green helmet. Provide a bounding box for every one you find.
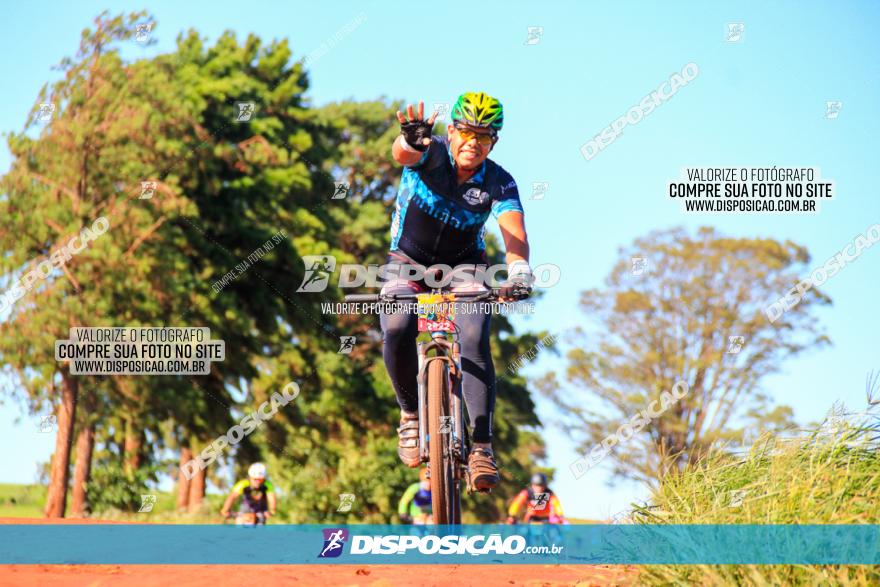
[451,92,504,131]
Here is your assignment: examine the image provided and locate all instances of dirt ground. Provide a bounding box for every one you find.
[0,517,638,587]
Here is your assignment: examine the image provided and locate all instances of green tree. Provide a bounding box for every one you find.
[0,11,198,516]
[0,11,326,516]
[542,227,829,484]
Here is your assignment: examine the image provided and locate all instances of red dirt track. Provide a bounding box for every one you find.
[0,517,637,586]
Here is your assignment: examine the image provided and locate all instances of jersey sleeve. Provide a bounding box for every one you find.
[491,171,524,219]
[407,135,447,170]
[398,483,419,514]
[264,481,275,492]
[232,480,249,494]
[508,489,529,516]
[550,494,564,517]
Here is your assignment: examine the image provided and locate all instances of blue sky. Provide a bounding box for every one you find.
[2,1,879,519]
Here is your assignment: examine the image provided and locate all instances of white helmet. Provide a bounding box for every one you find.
[248,462,267,479]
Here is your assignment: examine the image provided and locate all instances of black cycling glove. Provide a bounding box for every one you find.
[499,277,532,301]
[499,262,533,300]
[400,119,433,152]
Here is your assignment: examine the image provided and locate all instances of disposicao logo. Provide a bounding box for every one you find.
[349,534,529,555]
[317,530,563,557]
[297,255,337,293]
[318,528,349,558]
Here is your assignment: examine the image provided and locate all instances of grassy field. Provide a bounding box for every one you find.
[631,409,880,585]
[0,483,46,518]
[0,484,231,523]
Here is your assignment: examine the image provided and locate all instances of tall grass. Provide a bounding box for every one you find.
[631,404,880,586]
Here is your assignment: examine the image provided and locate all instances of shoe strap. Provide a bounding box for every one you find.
[470,448,496,465]
[397,418,420,440]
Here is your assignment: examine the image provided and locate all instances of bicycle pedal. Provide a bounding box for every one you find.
[464,471,493,494]
[463,473,475,494]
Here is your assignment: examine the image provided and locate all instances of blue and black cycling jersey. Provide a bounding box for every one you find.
[390,135,523,266]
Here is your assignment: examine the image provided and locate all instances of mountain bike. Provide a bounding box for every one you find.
[346,285,529,524]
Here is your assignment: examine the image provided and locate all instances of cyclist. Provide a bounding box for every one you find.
[220,462,277,523]
[385,93,532,492]
[506,472,566,524]
[398,468,433,524]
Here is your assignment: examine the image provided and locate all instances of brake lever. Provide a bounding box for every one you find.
[513,285,532,300]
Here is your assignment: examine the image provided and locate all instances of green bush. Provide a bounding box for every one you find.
[86,459,162,514]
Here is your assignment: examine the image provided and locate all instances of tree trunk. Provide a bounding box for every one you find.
[187,464,206,513]
[69,407,96,517]
[124,416,142,475]
[176,446,193,512]
[44,370,78,518]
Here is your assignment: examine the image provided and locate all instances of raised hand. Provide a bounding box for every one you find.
[396,100,438,152]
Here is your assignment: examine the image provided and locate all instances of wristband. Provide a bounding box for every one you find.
[507,260,531,279]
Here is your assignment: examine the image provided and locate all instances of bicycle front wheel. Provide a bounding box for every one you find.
[427,358,460,524]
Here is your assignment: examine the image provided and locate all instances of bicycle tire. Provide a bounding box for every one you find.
[427,358,459,524]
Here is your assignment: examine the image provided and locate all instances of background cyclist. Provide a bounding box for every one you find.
[220,462,277,522]
[386,93,532,492]
[506,472,567,524]
[398,468,433,524]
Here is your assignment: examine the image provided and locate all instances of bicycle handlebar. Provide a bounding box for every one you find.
[344,293,383,302]
[344,287,530,304]
[224,511,270,519]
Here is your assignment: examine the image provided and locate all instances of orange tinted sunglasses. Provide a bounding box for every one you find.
[454,124,496,146]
